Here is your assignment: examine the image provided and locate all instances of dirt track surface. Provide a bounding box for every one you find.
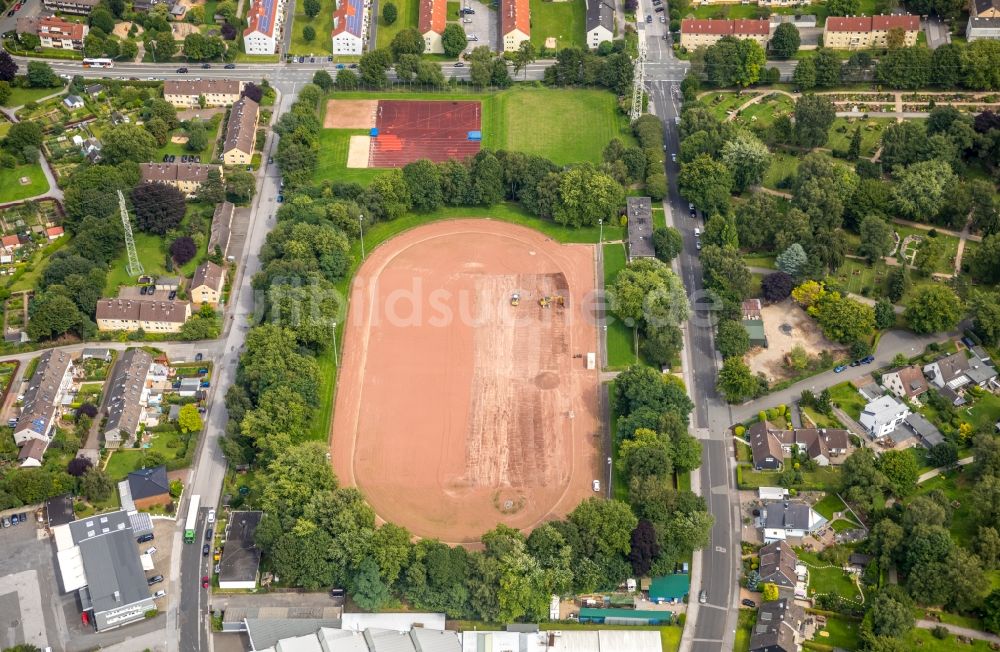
[323,99,378,129]
[330,220,601,544]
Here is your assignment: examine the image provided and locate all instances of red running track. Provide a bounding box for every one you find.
[370,100,482,167]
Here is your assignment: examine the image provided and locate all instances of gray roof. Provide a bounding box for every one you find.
[904,412,944,448]
[587,0,615,33]
[932,352,970,384]
[209,202,235,259]
[127,465,169,500]
[969,15,1000,30]
[104,349,153,440]
[17,350,72,438]
[81,347,111,359]
[758,540,797,588]
[626,197,655,259]
[46,493,75,527]
[219,511,262,585]
[365,627,417,652]
[245,619,344,650]
[966,357,997,385]
[749,598,802,652]
[974,0,999,16]
[69,511,150,617]
[763,501,817,531]
[224,96,259,155]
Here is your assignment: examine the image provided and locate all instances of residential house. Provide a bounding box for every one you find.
[18,438,47,467]
[419,0,447,54]
[81,348,112,361]
[858,394,910,439]
[63,95,85,109]
[243,0,285,54]
[96,298,191,333]
[1,235,21,251]
[626,197,655,261]
[102,348,153,448]
[218,511,263,590]
[41,0,99,15]
[139,163,222,197]
[749,598,805,652]
[190,261,226,306]
[586,0,615,49]
[46,226,64,240]
[123,465,171,510]
[881,365,928,401]
[971,345,991,363]
[332,0,367,55]
[81,137,102,163]
[501,0,531,52]
[968,0,1000,40]
[903,412,944,448]
[55,511,157,631]
[679,19,770,49]
[747,421,850,469]
[162,79,244,108]
[742,298,768,348]
[84,83,103,96]
[14,350,73,446]
[18,15,89,49]
[209,201,236,260]
[822,14,920,49]
[758,540,797,589]
[222,96,259,165]
[924,351,998,403]
[761,501,826,543]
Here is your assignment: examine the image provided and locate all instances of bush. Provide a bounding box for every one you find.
[932,625,948,639]
[734,424,746,437]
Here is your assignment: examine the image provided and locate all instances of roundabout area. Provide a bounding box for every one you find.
[330,219,602,543]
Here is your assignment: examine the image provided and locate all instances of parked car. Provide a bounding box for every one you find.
[349,63,358,69]
[194,155,200,162]
[742,599,756,608]
[147,575,164,586]
[276,194,284,203]
[5,10,13,16]
[168,290,177,300]
[207,509,216,524]
[695,240,702,250]
[671,153,676,162]
[137,533,154,543]
[592,479,601,492]
[453,62,465,67]
[861,355,875,364]
[195,353,203,361]
[162,154,170,162]
[462,17,472,23]
[19,513,27,523]
[329,587,346,598]
[468,33,479,41]
[1,518,8,528]
[201,575,210,589]
[168,155,176,162]
[202,543,210,556]
[9,514,17,525]
[336,64,345,69]
[698,590,707,604]
[153,590,167,598]
[834,365,847,373]
[660,15,665,22]
[646,14,652,22]
[144,546,157,555]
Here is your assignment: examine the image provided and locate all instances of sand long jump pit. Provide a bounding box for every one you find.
[331,220,602,544]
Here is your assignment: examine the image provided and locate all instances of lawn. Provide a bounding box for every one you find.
[742,254,775,269]
[734,609,756,652]
[762,151,800,191]
[893,224,960,275]
[964,392,1000,432]
[899,628,996,651]
[0,164,49,203]
[375,0,418,49]
[739,466,840,492]
[829,518,860,532]
[104,232,170,294]
[811,613,862,650]
[827,381,867,421]
[493,87,635,165]
[699,91,756,122]
[604,243,638,369]
[734,93,793,129]
[798,550,862,601]
[105,445,178,481]
[912,472,977,546]
[289,0,335,56]
[801,406,843,429]
[529,0,587,50]
[315,128,381,186]
[3,85,65,108]
[307,346,337,442]
[812,493,846,520]
[155,116,222,161]
[826,117,891,158]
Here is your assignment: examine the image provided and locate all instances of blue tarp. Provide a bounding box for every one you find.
[467,130,482,141]
[370,128,379,137]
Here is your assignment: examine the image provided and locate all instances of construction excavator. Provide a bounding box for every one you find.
[539,296,550,308]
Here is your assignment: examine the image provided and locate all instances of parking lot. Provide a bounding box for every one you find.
[461,0,497,54]
[0,510,62,651]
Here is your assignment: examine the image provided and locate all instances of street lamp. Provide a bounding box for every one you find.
[359,214,366,260]
[606,456,612,498]
[598,218,603,247]
[332,322,339,366]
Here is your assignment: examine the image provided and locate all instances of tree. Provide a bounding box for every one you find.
[874,298,895,330]
[26,61,60,88]
[847,126,862,159]
[81,467,113,502]
[963,39,1000,91]
[27,293,87,341]
[554,165,624,227]
[759,272,792,303]
[775,243,808,277]
[678,154,732,215]
[717,319,750,359]
[970,233,1000,284]
[402,159,443,212]
[610,257,689,331]
[226,168,257,203]
[794,94,835,148]
[886,266,909,302]
[312,69,334,91]
[863,586,913,638]
[858,215,894,262]
[304,0,321,16]
[702,36,766,88]
[391,28,425,59]
[721,131,771,192]
[512,41,536,80]
[177,404,204,434]
[628,520,660,576]
[969,290,1000,345]
[827,0,860,13]
[877,449,919,497]
[0,51,18,82]
[717,358,764,403]
[770,23,800,58]
[4,121,43,155]
[614,364,694,421]
[170,237,197,265]
[620,428,672,479]
[813,49,843,87]
[652,227,682,262]
[359,48,392,86]
[793,58,816,90]
[185,121,208,152]
[441,23,467,57]
[131,183,186,234]
[904,285,962,334]
[811,293,876,344]
[761,583,779,601]
[984,590,1000,634]
[198,168,225,204]
[67,456,93,477]
[382,1,397,24]
[102,124,157,164]
[302,25,316,42]
[892,159,955,221]
[89,6,115,32]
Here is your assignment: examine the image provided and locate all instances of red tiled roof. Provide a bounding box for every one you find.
[419,0,447,35]
[2,235,20,248]
[681,18,769,36]
[501,0,530,37]
[45,226,64,237]
[39,16,86,40]
[826,14,919,32]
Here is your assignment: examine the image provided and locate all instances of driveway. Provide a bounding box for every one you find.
[461,0,496,53]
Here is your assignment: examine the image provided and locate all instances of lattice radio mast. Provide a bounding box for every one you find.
[118,190,144,278]
[629,28,648,123]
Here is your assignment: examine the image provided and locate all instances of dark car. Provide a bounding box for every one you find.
[276,194,284,203]
[329,588,346,598]
[176,67,188,73]
[9,514,18,525]
[147,575,164,586]
[6,10,13,16]
[201,63,211,69]
[201,575,210,589]
[168,154,176,162]
[645,14,652,21]
[168,290,177,300]
[742,599,756,608]
[195,353,203,361]
[181,154,189,163]
[162,154,170,162]
[202,543,210,556]
[205,527,213,541]
[861,355,875,364]
[137,533,154,543]
[454,62,465,67]
[349,63,358,69]
[224,63,236,69]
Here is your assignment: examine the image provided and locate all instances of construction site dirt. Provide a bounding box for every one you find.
[330,220,602,545]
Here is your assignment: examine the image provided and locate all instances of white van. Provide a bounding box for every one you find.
[694,227,701,237]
